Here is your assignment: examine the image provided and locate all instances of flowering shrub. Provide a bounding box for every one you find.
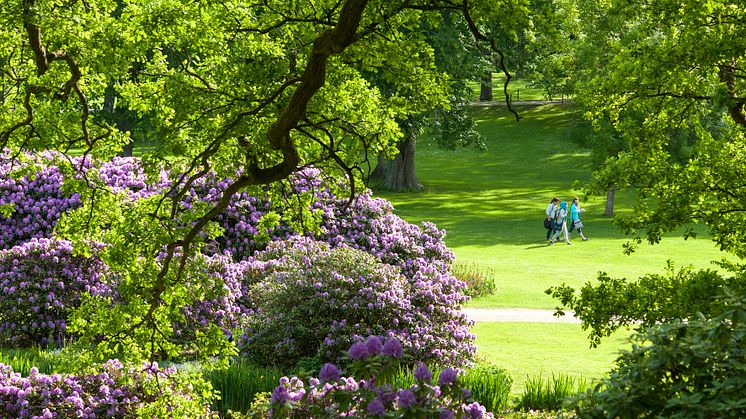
[98,156,170,200]
[262,337,493,418]
[0,238,110,348]
[0,154,465,364]
[172,251,248,345]
[213,169,455,280]
[0,154,82,250]
[0,153,169,251]
[0,359,214,418]
[314,191,455,279]
[237,237,475,370]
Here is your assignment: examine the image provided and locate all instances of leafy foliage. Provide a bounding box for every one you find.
[572,0,746,255]
[547,262,746,347]
[572,293,746,418]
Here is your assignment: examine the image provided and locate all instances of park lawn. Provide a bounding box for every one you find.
[471,322,631,396]
[375,103,728,393]
[466,74,550,102]
[377,104,730,309]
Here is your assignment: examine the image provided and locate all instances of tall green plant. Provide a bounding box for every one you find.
[204,359,283,418]
[518,373,588,412]
[461,365,513,412]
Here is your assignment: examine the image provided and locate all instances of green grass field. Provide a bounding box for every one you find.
[472,323,630,395]
[375,104,729,393]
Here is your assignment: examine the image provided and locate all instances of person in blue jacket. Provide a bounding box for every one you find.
[568,197,589,241]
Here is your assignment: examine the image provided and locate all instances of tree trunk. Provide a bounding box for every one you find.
[604,186,616,217]
[104,83,136,156]
[370,138,422,192]
[479,71,492,101]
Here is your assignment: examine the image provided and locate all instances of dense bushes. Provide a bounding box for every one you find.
[573,294,746,418]
[0,238,110,348]
[0,359,214,418]
[0,153,470,371]
[237,237,475,370]
[547,262,746,346]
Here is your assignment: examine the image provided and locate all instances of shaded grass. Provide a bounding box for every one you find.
[375,103,724,397]
[472,323,629,396]
[378,104,729,309]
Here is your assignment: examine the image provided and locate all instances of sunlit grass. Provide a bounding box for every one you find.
[472,323,630,396]
[375,103,728,394]
[377,104,729,309]
[466,75,552,102]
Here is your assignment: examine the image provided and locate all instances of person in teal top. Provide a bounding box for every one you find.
[568,197,589,241]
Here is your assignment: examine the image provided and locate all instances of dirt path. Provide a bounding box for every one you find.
[462,308,580,323]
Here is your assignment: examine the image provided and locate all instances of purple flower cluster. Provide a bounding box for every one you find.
[269,339,494,418]
[0,153,82,250]
[211,168,455,281]
[172,251,249,343]
[315,192,455,279]
[0,152,172,252]
[0,359,211,418]
[237,237,475,369]
[0,238,111,347]
[97,156,170,201]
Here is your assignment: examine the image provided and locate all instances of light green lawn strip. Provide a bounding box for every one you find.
[472,322,631,396]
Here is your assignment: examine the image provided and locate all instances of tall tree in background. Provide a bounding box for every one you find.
[369,9,498,191]
[370,5,531,191]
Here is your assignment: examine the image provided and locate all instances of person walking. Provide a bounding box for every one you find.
[568,197,589,241]
[550,201,571,245]
[545,197,559,240]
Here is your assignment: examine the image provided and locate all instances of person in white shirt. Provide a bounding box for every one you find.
[545,197,559,240]
[550,200,571,245]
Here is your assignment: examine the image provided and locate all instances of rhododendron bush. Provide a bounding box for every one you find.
[0,153,472,369]
[238,238,475,369]
[0,238,110,348]
[257,337,492,418]
[0,360,214,418]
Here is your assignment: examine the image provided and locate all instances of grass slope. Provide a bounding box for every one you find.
[378,104,727,309]
[375,104,729,393]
